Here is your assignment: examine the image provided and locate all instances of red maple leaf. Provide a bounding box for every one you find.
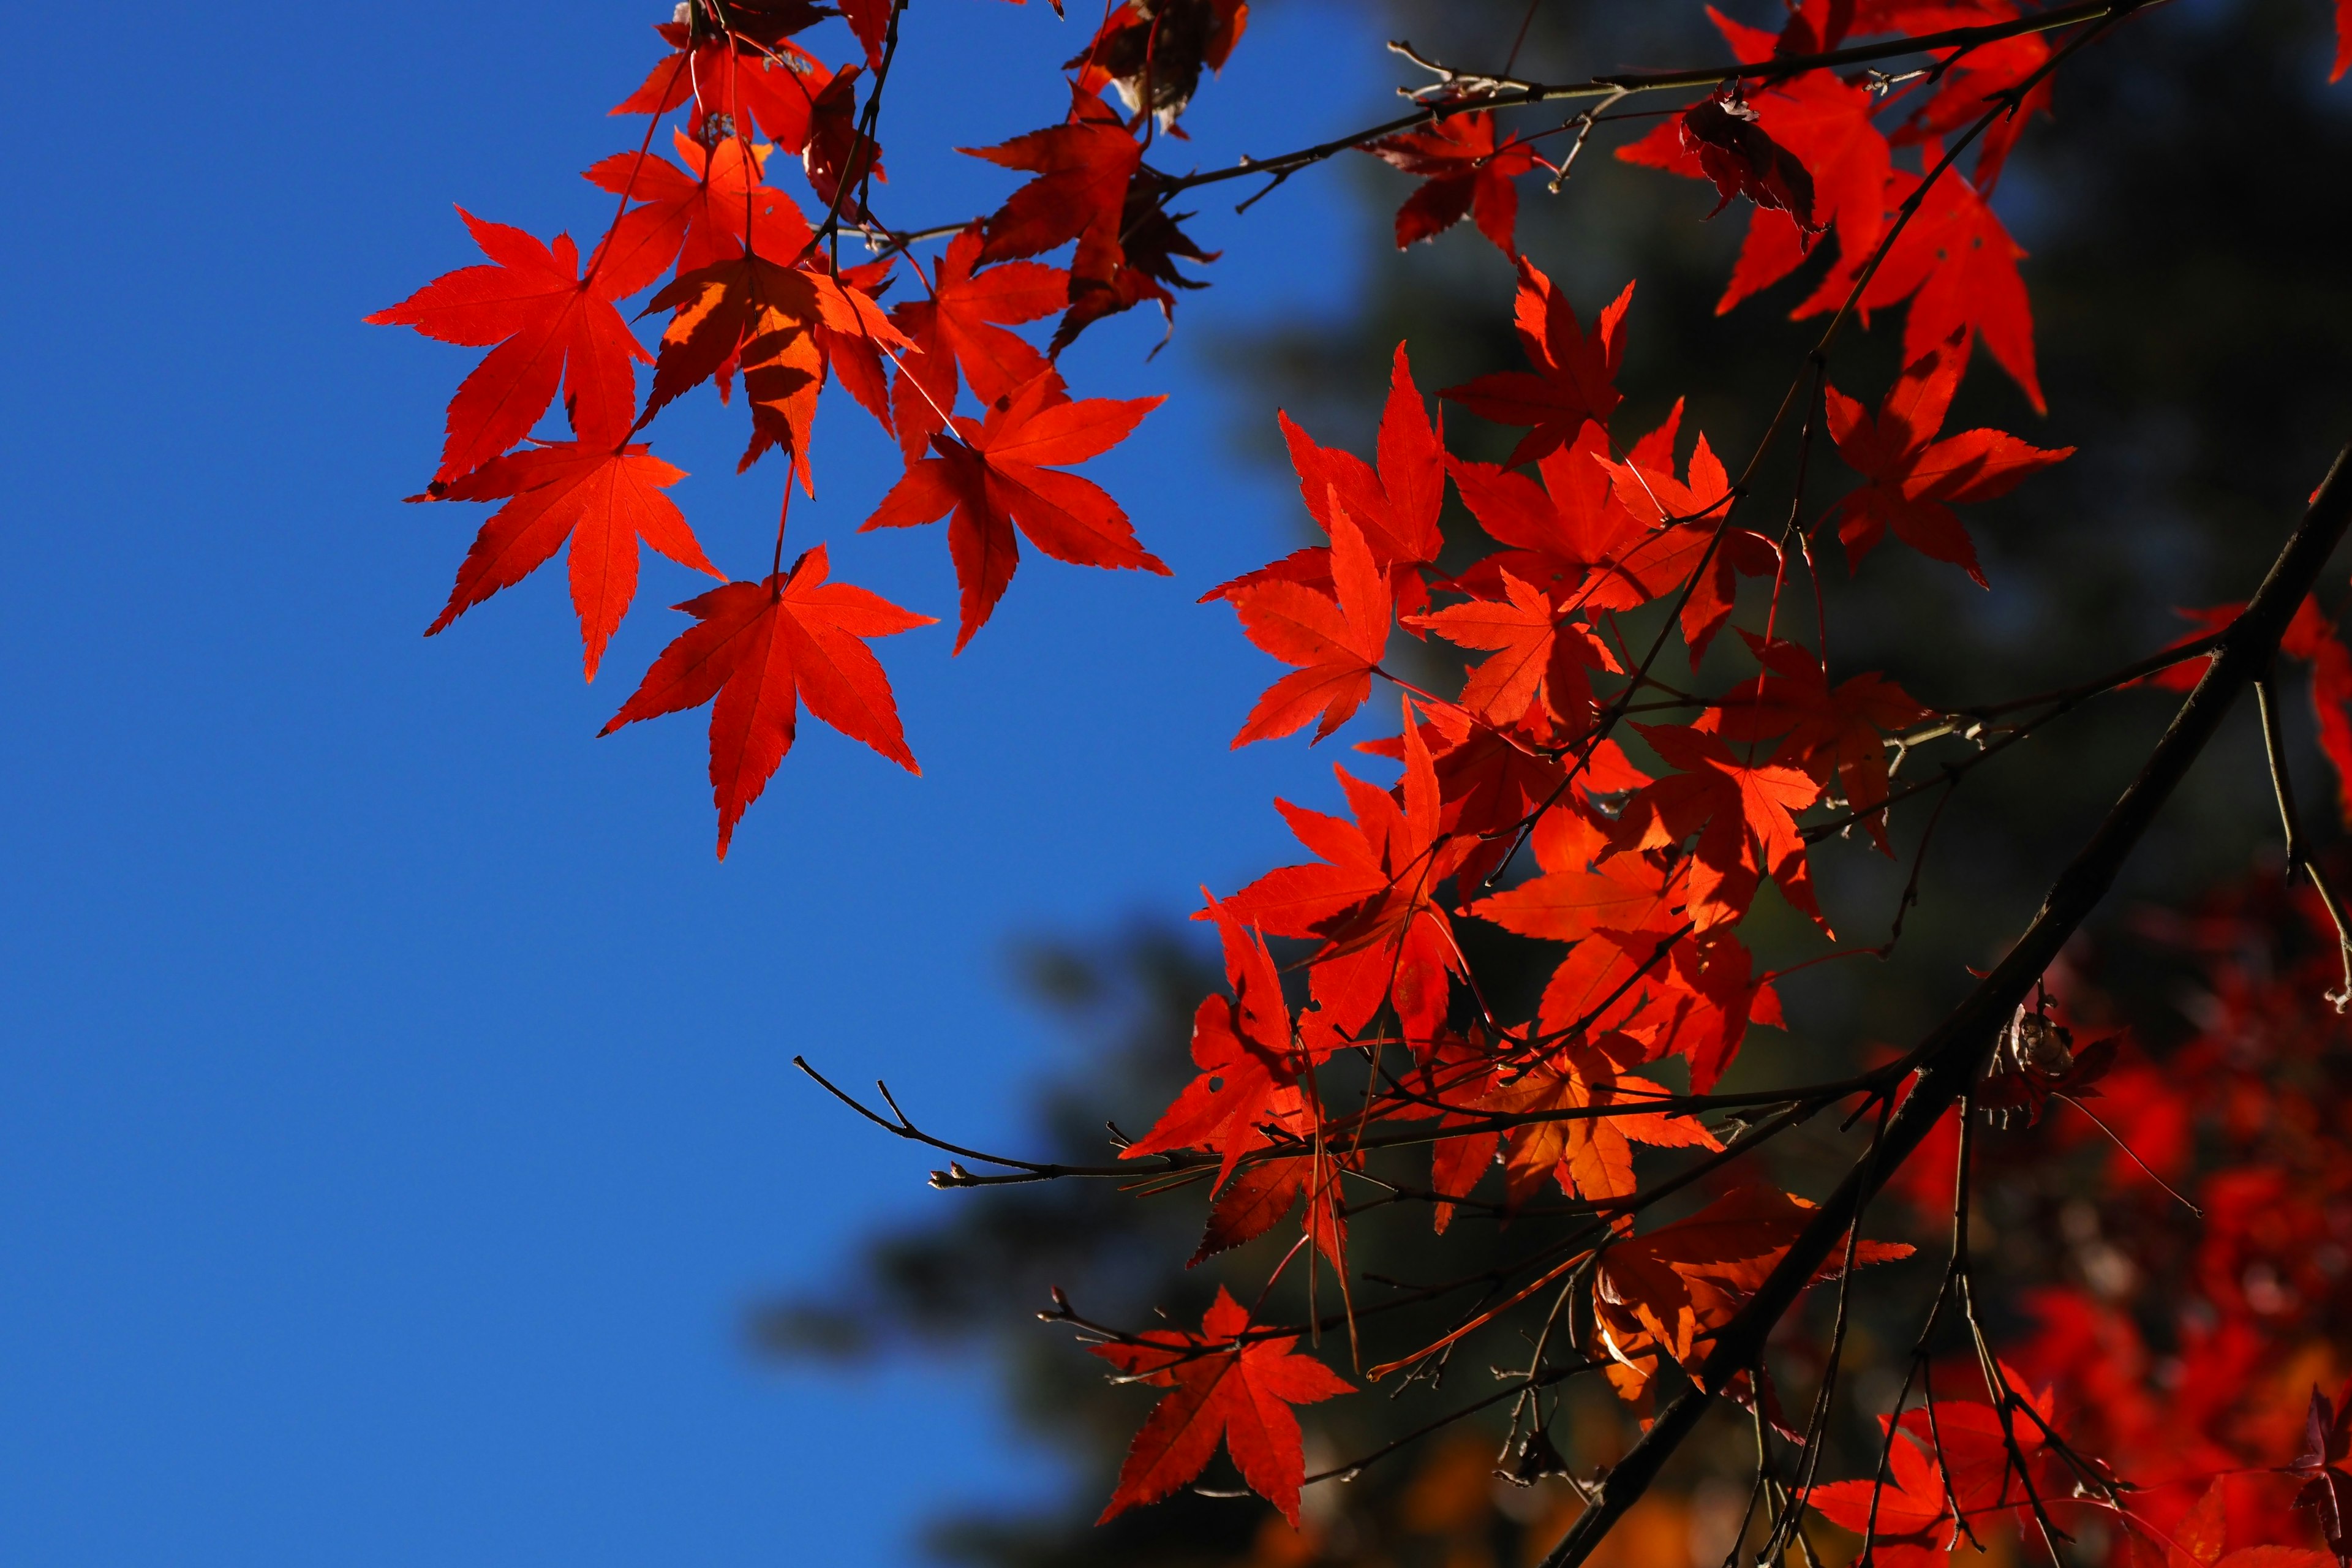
[1600,419,1782,663]
[1822,330,2073,584]
[1219,704,1469,1039]
[1592,1182,1912,1400]
[1706,634,1932,853]
[1065,0,1250,127]
[609,13,836,151]
[599,545,935,857]
[1406,572,1618,730]
[582,133,815,301]
[1090,1286,1352,1526]
[1125,896,1319,1192]
[799,63,888,219]
[2339,0,2352,83]
[641,249,908,484]
[964,91,1142,281]
[887,224,1065,460]
[1047,166,1219,355]
[1442,261,1633,469]
[1444,423,1653,609]
[861,370,1168,649]
[1619,11,1890,311]
[611,10,851,150]
[838,0,891,67]
[1227,499,1392,746]
[423,435,720,679]
[1870,2,2055,190]
[368,209,651,485]
[1365,111,1542,255]
[1205,343,1445,620]
[1611,723,1825,932]
[1796,156,2045,411]
[1468,805,1779,1086]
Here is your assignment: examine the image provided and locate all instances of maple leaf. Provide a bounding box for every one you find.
[1619,13,1890,311]
[1406,573,1618,729]
[423,436,720,679]
[1468,804,1777,1087]
[1600,420,1782,663]
[2340,0,2352,84]
[1048,166,1219,356]
[1227,499,1392,746]
[1807,1421,1961,1566]
[1476,1036,1720,1208]
[2292,1381,2352,1559]
[1706,634,1932,853]
[1066,0,1250,127]
[799,63,889,219]
[2119,1475,2340,1568]
[1469,812,1684,956]
[861,371,1168,649]
[1359,705,1625,892]
[1795,156,2045,411]
[1124,895,1311,1191]
[1220,704,1469,1040]
[1188,1151,1347,1271]
[1442,262,1633,469]
[1091,1286,1351,1526]
[838,0,891,66]
[609,13,838,151]
[1611,723,1825,932]
[963,91,1217,352]
[642,248,907,484]
[887,224,1065,460]
[368,209,651,484]
[600,545,934,857]
[1822,330,2073,584]
[1880,8,2054,191]
[1444,423,1653,610]
[1364,111,1541,255]
[1676,91,1820,231]
[1591,1182,1912,1398]
[1205,344,1446,620]
[965,91,1142,278]
[582,133,815,301]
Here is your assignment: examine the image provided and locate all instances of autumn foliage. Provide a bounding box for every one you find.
[371,2,2352,1563]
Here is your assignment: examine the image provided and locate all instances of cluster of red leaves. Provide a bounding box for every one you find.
[1616,1,2056,409]
[1084,4,2352,1528]
[1818,873,2352,1565]
[369,0,2352,1546]
[372,0,1253,855]
[1095,229,2095,1517]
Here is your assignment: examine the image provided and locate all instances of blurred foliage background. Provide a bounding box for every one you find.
[756,2,2352,1564]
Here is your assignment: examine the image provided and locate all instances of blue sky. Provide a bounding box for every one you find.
[0,2,1418,1562]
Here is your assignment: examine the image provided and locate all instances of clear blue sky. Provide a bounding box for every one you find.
[0,3,1419,1563]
